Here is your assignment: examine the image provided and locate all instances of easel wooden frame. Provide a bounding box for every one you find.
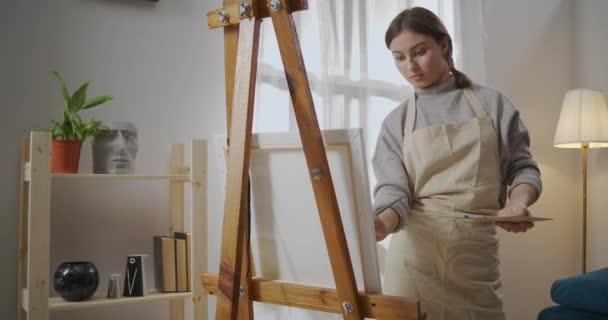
[204,1,421,319]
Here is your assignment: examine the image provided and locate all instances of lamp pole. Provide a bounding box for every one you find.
[582,144,588,274]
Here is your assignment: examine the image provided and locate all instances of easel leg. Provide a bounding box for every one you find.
[223,23,239,134]
[216,18,262,320]
[268,2,363,319]
[237,182,254,320]
[223,10,255,320]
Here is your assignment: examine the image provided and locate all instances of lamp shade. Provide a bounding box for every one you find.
[554,89,608,148]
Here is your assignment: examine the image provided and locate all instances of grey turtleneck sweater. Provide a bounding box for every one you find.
[372,78,542,228]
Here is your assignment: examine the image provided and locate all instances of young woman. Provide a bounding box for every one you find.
[372,7,542,320]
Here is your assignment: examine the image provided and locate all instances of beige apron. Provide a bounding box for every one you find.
[383,89,505,320]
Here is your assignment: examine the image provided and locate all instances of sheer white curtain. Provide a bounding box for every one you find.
[253,0,486,187]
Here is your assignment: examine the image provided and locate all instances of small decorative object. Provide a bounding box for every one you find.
[123,254,148,297]
[53,261,99,302]
[106,273,122,299]
[92,122,138,174]
[49,70,114,173]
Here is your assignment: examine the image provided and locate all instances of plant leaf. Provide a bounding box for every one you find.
[82,95,114,110]
[83,119,94,132]
[74,113,83,125]
[51,121,63,140]
[68,114,80,137]
[49,72,114,142]
[69,82,89,113]
[49,71,71,107]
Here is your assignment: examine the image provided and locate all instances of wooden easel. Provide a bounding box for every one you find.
[203,1,422,319]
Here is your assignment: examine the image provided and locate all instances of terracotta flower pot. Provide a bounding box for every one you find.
[51,140,82,173]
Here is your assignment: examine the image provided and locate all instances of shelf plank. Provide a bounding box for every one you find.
[51,174,191,181]
[28,132,52,319]
[192,139,209,319]
[49,291,191,311]
[169,143,186,320]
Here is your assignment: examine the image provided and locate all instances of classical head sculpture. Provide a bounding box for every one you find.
[92,122,138,174]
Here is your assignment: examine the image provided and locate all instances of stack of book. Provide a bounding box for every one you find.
[153,232,192,292]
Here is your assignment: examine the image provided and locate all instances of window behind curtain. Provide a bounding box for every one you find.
[253,0,464,190]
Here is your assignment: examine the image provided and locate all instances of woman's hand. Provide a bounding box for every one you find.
[498,184,539,233]
[496,202,534,233]
[375,209,400,241]
[374,215,390,241]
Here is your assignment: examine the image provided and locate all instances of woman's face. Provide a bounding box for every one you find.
[389,29,450,89]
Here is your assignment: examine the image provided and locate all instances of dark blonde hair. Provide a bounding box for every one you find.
[385,7,472,88]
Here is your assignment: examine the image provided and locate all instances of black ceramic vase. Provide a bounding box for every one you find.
[53,261,99,301]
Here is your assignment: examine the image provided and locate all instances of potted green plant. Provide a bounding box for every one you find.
[50,71,114,173]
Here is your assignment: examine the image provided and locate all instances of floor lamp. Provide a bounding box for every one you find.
[553,88,608,273]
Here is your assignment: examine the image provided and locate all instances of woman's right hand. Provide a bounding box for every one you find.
[374,209,400,241]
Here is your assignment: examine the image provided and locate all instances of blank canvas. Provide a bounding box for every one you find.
[215,129,381,319]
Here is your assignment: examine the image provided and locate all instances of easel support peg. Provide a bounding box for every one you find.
[239,3,251,17]
[269,0,282,11]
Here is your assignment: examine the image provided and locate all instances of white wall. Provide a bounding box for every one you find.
[3,1,606,320]
[1,1,227,319]
[483,1,608,319]
[0,1,22,319]
[483,1,580,319]
[574,0,608,272]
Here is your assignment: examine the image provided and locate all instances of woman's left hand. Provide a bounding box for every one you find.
[496,202,534,233]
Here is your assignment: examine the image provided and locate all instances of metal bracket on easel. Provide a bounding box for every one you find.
[207,0,308,29]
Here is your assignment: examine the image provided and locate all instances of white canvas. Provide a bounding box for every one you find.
[215,129,381,319]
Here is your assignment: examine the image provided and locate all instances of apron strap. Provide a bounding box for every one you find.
[403,88,487,137]
[404,94,416,135]
[463,88,488,117]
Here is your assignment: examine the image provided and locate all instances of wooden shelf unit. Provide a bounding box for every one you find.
[50,173,192,181]
[17,131,208,320]
[48,291,192,311]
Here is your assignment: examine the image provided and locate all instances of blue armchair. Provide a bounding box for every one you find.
[538,267,608,320]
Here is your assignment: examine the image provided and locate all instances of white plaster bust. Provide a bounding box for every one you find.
[92,122,138,174]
